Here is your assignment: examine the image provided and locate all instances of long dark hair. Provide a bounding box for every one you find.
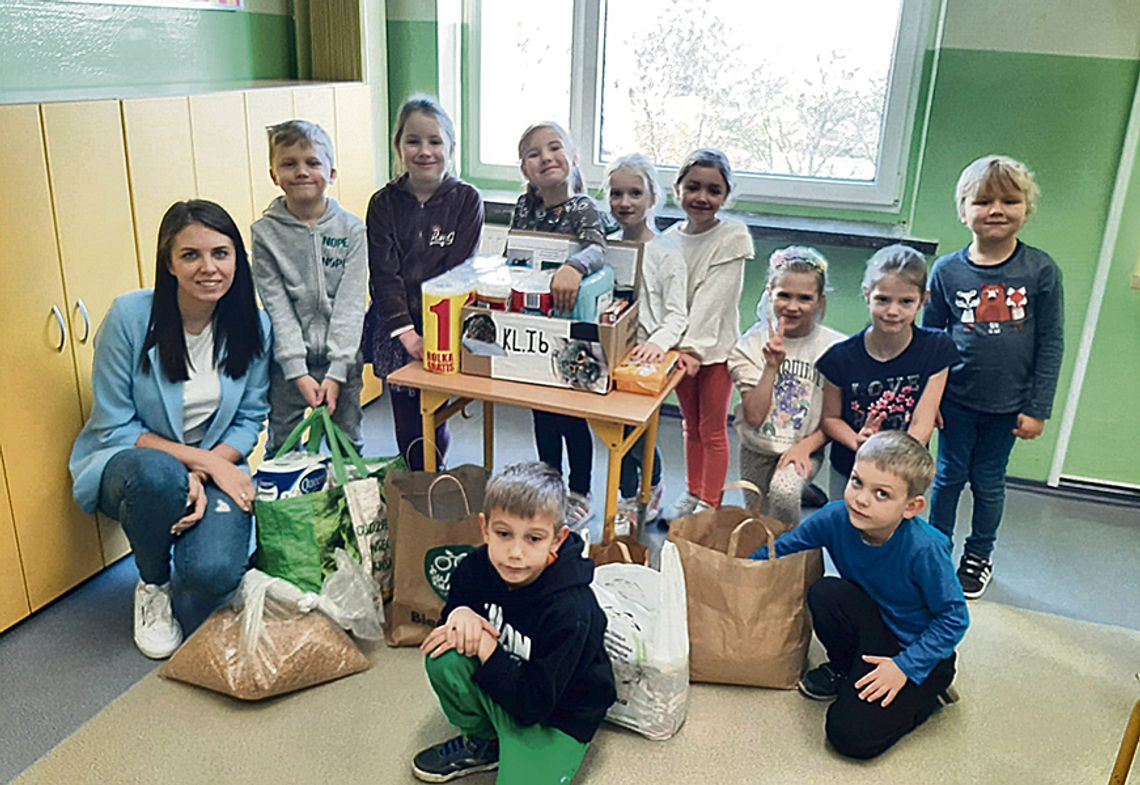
[142,200,263,382]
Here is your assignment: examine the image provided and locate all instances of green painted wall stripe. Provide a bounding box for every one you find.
[385,18,439,173]
[0,2,296,98]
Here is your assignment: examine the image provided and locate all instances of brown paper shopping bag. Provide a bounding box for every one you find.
[383,466,487,647]
[589,535,650,567]
[667,505,822,688]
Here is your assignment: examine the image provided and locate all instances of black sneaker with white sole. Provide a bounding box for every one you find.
[798,662,845,701]
[411,735,499,783]
[957,553,993,600]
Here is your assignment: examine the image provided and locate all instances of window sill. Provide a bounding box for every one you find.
[480,189,938,255]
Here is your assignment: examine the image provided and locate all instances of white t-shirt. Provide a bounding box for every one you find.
[727,321,846,455]
[182,322,221,446]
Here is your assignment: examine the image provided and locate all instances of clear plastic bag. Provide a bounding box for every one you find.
[591,540,690,740]
[159,550,381,700]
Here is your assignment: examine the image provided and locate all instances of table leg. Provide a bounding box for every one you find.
[1111,697,1140,785]
[483,401,495,473]
[586,419,633,543]
[419,390,451,472]
[640,409,661,507]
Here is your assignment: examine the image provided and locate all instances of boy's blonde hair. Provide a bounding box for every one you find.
[604,153,662,213]
[267,119,336,170]
[855,431,935,498]
[483,462,566,529]
[863,243,927,295]
[518,121,585,199]
[955,155,1040,219]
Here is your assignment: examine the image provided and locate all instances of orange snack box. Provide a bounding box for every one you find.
[613,351,679,395]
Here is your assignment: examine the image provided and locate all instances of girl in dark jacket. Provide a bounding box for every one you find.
[364,95,485,469]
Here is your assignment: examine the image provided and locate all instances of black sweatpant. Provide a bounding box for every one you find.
[808,576,956,759]
[532,411,593,495]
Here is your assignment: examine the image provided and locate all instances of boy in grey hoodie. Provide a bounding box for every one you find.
[252,120,368,454]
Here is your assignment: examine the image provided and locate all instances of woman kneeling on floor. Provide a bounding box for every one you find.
[69,199,271,660]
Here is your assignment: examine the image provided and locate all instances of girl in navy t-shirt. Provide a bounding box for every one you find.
[818,245,960,495]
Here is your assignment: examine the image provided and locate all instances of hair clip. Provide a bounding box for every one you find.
[769,247,828,274]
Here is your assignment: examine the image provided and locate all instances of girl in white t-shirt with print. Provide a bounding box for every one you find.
[727,246,845,525]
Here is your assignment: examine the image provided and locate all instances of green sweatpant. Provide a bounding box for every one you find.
[424,651,590,785]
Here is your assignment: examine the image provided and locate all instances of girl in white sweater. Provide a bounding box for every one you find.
[664,149,754,517]
[605,153,688,526]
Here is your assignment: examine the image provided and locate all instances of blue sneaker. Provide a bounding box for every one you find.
[412,735,499,782]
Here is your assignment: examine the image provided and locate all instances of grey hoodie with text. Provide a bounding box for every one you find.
[252,196,367,383]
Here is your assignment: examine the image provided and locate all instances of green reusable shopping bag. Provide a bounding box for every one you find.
[254,407,401,593]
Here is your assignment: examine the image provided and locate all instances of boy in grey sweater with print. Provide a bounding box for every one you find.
[252,120,368,454]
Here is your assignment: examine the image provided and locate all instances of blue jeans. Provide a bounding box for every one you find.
[98,448,252,610]
[619,425,662,499]
[928,398,1019,561]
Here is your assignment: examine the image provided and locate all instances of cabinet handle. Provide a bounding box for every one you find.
[51,305,67,352]
[75,299,91,343]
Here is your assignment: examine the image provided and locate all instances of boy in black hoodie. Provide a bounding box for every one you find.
[414,462,615,784]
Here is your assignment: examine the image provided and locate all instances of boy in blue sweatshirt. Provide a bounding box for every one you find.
[752,431,968,759]
[252,120,367,455]
[414,462,616,784]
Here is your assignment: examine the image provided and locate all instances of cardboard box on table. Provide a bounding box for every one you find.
[459,231,643,394]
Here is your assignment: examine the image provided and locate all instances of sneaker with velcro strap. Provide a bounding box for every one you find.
[957,553,993,600]
[798,662,845,701]
[412,735,499,782]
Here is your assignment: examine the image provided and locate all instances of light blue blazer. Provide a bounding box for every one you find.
[69,289,272,513]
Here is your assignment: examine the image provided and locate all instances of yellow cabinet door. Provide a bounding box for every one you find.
[245,88,295,218]
[122,97,197,287]
[333,83,379,220]
[189,92,256,247]
[41,100,142,566]
[0,448,31,632]
[0,104,103,609]
[292,85,341,202]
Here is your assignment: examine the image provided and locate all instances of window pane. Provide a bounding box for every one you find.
[600,0,902,182]
[478,1,573,168]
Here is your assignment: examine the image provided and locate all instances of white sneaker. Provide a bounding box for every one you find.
[134,581,183,659]
[644,483,665,522]
[665,491,703,520]
[614,496,640,538]
[565,491,595,531]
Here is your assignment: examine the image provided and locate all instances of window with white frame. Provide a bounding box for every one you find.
[461,0,932,210]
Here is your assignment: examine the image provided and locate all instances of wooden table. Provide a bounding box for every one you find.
[386,362,684,542]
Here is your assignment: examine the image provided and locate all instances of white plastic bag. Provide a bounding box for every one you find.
[591,540,690,740]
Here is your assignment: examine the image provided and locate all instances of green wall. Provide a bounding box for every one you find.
[1063,125,1140,485]
[0,1,295,101]
[385,17,439,173]
[909,48,1140,482]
